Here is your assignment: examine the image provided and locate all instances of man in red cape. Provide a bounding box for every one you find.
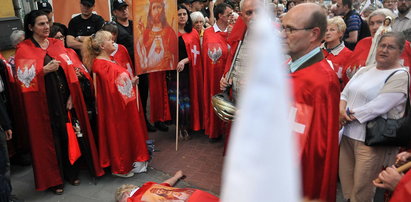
[283,4,340,202]
[343,36,411,85]
[15,38,104,191]
[182,28,204,131]
[202,3,232,140]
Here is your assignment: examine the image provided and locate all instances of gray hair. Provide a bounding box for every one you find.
[190,11,205,24]
[10,30,25,47]
[368,8,395,23]
[240,0,244,11]
[379,32,406,51]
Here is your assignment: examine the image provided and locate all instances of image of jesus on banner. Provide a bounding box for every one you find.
[134,0,178,75]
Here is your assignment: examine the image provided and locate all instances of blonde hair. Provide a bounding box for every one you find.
[81,30,112,71]
[327,16,347,33]
[115,184,138,202]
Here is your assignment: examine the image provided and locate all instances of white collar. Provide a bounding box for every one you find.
[213,23,227,33]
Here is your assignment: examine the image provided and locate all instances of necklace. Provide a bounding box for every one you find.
[39,39,49,50]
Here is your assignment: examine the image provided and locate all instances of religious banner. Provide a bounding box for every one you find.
[132,0,178,75]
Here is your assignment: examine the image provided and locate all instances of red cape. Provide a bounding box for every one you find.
[127,182,219,202]
[343,37,411,85]
[93,59,149,174]
[15,38,104,191]
[202,27,229,138]
[0,54,30,157]
[224,17,247,74]
[182,29,204,131]
[390,169,411,201]
[112,44,134,76]
[290,59,340,202]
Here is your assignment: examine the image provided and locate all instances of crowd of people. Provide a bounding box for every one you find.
[0,0,411,201]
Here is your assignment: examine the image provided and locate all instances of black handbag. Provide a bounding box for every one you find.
[364,69,411,147]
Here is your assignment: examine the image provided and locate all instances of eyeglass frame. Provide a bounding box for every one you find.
[281,26,315,34]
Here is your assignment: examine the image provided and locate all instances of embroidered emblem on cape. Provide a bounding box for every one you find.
[115,72,136,105]
[17,64,36,88]
[191,45,200,65]
[290,103,313,157]
[60,54,73,65]
[207,43,222,64]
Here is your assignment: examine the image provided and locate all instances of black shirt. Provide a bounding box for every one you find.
[115,20,134,63]
[67,14,105,37]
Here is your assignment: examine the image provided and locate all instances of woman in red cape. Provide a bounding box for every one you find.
[82,30,149,177]
[15,10,103,193]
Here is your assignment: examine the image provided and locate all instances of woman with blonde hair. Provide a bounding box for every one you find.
[82,30,149,178]
[321,16,352,85]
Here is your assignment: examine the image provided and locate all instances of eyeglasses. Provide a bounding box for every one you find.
[281,26,315,34]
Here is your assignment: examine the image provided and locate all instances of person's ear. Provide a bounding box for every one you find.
[28,24,33,31]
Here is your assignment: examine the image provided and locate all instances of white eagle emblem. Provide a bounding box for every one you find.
[17,65,36,88]
[116,73,134,98]
[208,47,222,64]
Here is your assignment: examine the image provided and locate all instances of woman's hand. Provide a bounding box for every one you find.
[5,130,12,140]
[131,76,139,86]
[66,95,73,110]
[177,58,189,72]
[43,60,61,74]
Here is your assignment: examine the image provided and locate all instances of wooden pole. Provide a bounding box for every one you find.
[176,71,180,151]
[136,83,140,112]
[374,161,411,183]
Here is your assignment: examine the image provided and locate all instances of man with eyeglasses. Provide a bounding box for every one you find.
[66,0,105,56]
[282,3,340,202]
[202,3,232,142]
[392,0,411,41]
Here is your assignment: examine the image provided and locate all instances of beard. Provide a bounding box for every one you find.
[398,5,410,14]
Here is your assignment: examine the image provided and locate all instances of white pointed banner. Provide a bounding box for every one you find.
[221,3,300,202]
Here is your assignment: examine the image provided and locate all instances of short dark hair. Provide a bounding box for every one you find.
[178,4,193,33]
[342,0,352,9]
[306,9,327,41]
[50,23,68,38]
[101,22,119,36]
[379,32,406,51]
[24,10,48,39]
[214,3,232,21]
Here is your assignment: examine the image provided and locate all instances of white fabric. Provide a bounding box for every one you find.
[341,65,407,141]
[221,7,300,202]
[354,93,405,123]
[213,23,227,33]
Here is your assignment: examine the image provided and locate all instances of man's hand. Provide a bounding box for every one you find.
[396,151,411,165]
[373,166,404,191]
[5,130,12,140]
[131,76,139,86]
[220,76,232,91]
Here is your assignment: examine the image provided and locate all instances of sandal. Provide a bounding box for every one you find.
[183,130,191,141]
[50,185,64,195]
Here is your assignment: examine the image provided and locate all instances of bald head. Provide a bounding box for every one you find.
[240,0,259,26]
[285,3,327,41]
[282,3,327,60]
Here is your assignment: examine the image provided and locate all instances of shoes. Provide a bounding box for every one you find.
[155,122,168,132]
[69,179,81,186]
[182,130,191,140]
[112,172,135,178]
[146,122,157,132]
[50,185,64,195]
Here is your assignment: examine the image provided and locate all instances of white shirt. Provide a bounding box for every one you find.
[213,23,227,33]
[341,66,407,141]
